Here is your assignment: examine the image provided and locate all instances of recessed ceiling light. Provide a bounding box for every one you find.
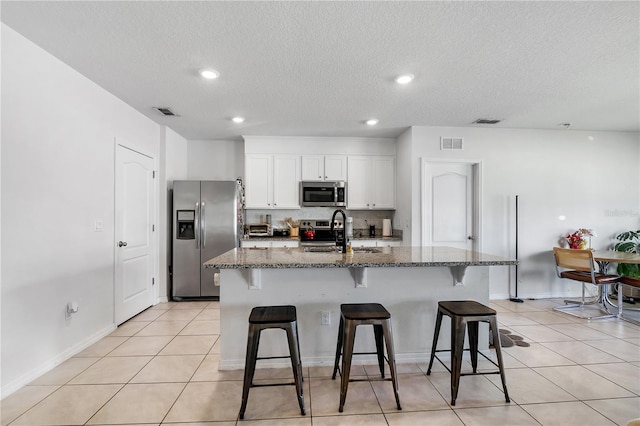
[395,74,414,84]
[366,119,379,125]
[200,69,220,79]
[232,116,245,123]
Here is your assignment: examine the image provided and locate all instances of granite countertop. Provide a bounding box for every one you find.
[242,234,403,242]
[204,246,517,269]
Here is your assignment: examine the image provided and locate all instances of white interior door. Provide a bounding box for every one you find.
[422,161,478,250]
[115,143,155,324]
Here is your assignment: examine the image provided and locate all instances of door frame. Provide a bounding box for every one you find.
[114,138,159,323]
[421,158,483,251]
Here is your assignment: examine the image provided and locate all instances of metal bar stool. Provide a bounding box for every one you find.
[239,305,305,420]
[426,300,510,406]
[331,303,401,412]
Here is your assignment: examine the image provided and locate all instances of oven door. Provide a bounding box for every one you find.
[299,228,336,245]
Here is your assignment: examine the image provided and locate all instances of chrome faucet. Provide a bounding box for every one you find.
[330,209,348,253]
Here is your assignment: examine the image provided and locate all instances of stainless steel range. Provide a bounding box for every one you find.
[299,218,343,247]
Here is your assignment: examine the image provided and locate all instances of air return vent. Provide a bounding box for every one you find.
[473,118,501,124]
[154,107,179,116]
[440,137,463,151]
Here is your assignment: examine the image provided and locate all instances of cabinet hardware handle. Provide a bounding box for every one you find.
[118,241,127,247]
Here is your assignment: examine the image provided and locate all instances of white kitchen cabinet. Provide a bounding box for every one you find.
[240,240,272,248]
[377,240,401,247]
[352,239,378,248]
[273,156,301,208]
[245,154,300,209]
[301,155,347,181]
[245,155,273,209]
[271,240,300,248]
[351,239,401,248]
[240,240,300,248]
[347,155,395,209]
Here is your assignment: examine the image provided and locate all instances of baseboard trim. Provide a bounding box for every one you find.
[1,323,116,400]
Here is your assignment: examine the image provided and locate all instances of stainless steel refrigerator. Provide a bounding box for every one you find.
[172,180,243,299]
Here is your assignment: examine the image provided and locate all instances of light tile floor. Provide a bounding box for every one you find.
[2,299,640,425]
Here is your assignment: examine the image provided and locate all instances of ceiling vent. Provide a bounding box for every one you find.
[154,107,179,117]
[441,137,463,150]
[473,118,501,125]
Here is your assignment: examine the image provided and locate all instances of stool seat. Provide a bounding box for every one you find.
[332,303,401,412]
[427,300,510,406]
[249,305,297,323]
[341,303,390,320]
[438,300,496,317]
[239,305,305,420]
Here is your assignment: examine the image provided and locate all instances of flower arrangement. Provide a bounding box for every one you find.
[566,231,586,249]
[566,228,596,249]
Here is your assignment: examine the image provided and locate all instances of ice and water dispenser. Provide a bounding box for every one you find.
[176,210,195,239]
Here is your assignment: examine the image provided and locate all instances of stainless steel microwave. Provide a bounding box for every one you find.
[300,181,346,207]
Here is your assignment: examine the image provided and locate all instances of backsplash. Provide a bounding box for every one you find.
[244,208,395,232]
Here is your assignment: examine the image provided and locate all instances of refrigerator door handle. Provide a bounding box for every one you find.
[201,202,206,248]
[195,202,200,249]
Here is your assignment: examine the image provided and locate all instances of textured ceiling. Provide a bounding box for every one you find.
[2,1,639,141]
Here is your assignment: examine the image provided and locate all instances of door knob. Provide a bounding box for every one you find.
[118,241,128,247]
[467,236,475,241]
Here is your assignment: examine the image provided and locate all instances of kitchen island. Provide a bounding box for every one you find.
[205,246,516,370]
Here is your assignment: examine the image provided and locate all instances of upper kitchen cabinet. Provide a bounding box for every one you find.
[245,154,301,209]
[301,155,347,181]
[347,156,395,210]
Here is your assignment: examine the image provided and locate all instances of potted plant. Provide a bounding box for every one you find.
[614,230,640,277]
[614,230,640,301]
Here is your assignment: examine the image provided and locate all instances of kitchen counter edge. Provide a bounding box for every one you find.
[205,246,517,269]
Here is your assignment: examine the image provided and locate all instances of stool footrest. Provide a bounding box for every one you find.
[432,348,501,374]
[348,377,394,383]
[250,381,296,388]
[256,355,292,361]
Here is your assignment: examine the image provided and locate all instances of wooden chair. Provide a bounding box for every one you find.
[552,247,619,320]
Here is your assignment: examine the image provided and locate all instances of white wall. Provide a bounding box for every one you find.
[1,24,161,397]
[243,136,396,155]
[404,126,640,299]
[160,127,188,299]
[187,139,243,181]
[395,128,414,244]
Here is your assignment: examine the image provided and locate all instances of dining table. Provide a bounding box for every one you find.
[591,250,640,315]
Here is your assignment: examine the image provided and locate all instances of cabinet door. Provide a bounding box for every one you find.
[346,156,371,209]
[371,156,395,209]
[271,240,299,248]
[241,240,272,248]
[245,155,273,208]
[324,155,347,181]
[353,239,377,248]
[301,155,324,181]
[273,155,301,208]
[377,240,401,247]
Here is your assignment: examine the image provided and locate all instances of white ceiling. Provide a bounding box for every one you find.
[2,1,638,141]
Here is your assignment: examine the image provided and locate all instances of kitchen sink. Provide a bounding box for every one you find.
[352,247,382,253]
[303,247,340,253]
[303,247,382,254]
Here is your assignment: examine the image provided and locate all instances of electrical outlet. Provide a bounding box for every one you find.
[321,311,331,326]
